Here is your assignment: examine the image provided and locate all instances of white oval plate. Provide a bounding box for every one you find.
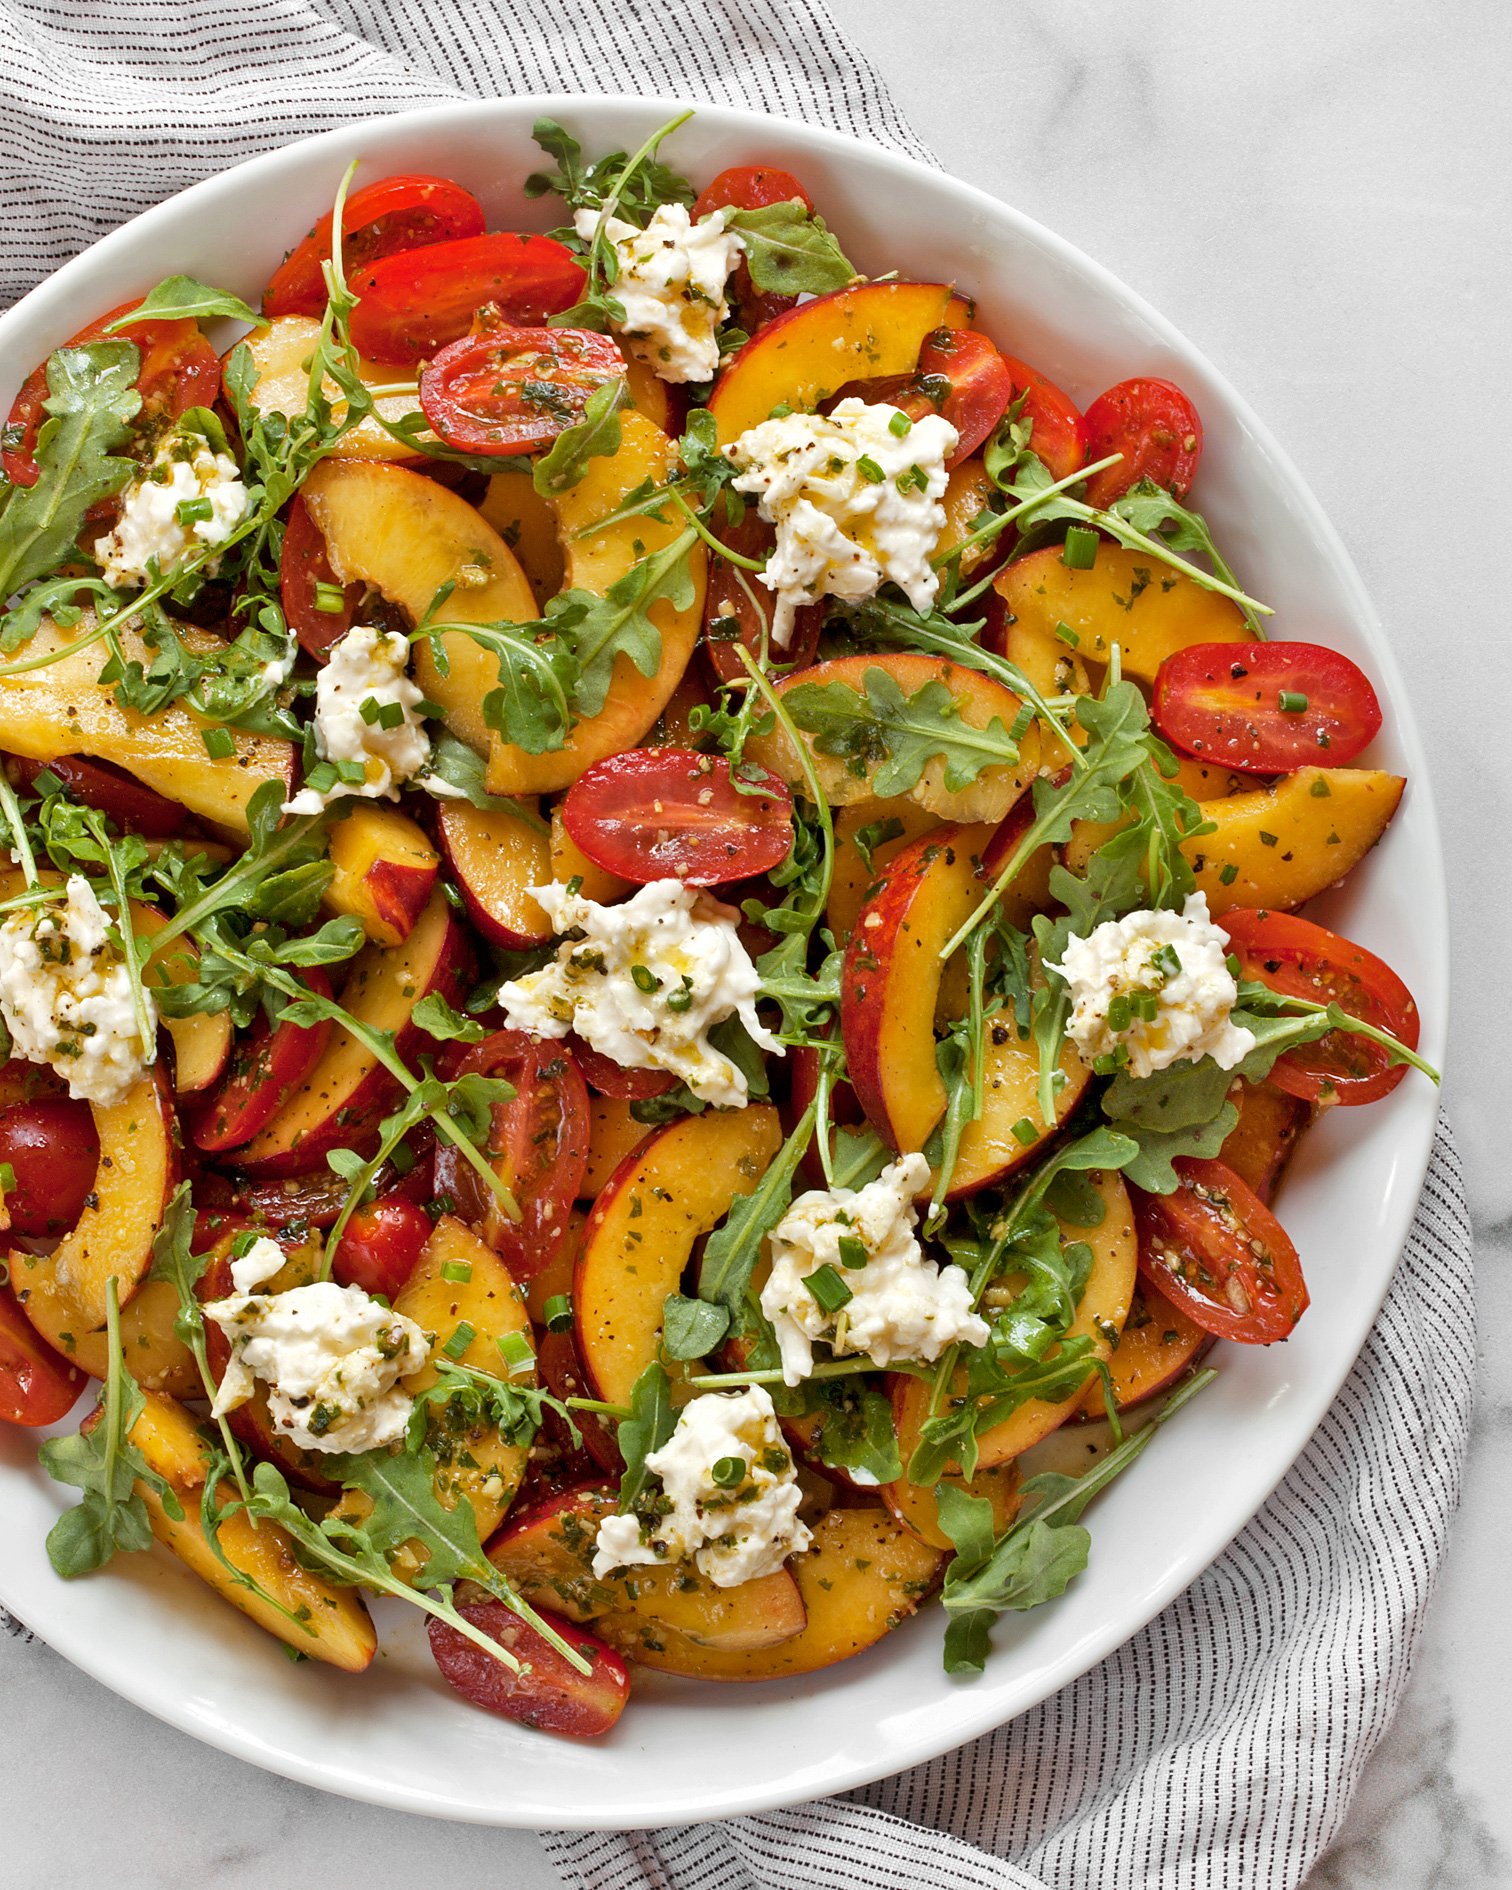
[0,96,1447,1830]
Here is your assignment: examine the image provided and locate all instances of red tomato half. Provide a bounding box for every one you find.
[999,353,1087,482]
[568,1040,677,1101]
[263,173,486,319]
[564,747,794,887]
[701,512,822,683]
[428,1599,630,1737]
[693,163,816,334]
[279,494,360,660]
[433,1031,589,1278]
[187,970,334,1153]
[1152,640,1383,773]
[8,753,186,839]
[1220,909,1420,1106]
[348,233,587,366]
[897,328,1015,467]
[1082,376,1203,507]
[330,1193,432,1300]
[0,1099,100,1238]
[3,300,221,488]
[1133,1157,1308,1344]
[419,318,627,455]
[0,1285,84,1428]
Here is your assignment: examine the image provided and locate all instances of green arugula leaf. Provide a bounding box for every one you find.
[554,525,696,717]
[1104,1103,1240,1194]
[0,341,141,599]
[661,1292,732,1362]
[324,1442,485,1588]
[615,1361,676,1514]
[105,276,258,329]
[411,992,486,1043]
[785,665,1020,799]
[1109,479,1265,637]
[724,203,856,297]
[697,1099,818,1328]
[532,377,628,497]
[809,1381,902,1486]
[425,730,549,825]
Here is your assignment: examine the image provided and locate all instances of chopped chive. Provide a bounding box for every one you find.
[1277,690,1309,714]
[1219,862,1239,885]
[496,1329,535,1376]
[710,1455,748,1488]
[836,1233,869,1271]
[856,454,886,484]
[442,1321,476,1360]
[1225,953,1242,978]
[313,580,347,614]
[768,403,793,420]
[1008,704,1035,743]
[230,1229,259,1259]
[1151,943,1182,982]
[439,1259,473,1285]
[376,700,403,730]
[201,726,235,759]
[1052,620,1081,648]
[175,496,213,526]
[1010,1116,1040,1147]
[802,1263,854,1315]
[388,1140,417,1176]
[630,964,659,994]
[1133,990,1161,1023]
[415,698,446,720]
[358,695,382,725]
[1106,993,1134,1035]
[664,987,693,1013]
[888,409,913,437]
[542,1293,574,1334]
[1061,526,1099,570]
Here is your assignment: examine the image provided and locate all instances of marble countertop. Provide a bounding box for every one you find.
[6,3,1508,1885]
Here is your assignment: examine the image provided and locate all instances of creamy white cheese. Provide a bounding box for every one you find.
[496,878,782,1109]
[759,1152,988,1386]
[591,1386,812,1589]
[0,874,155,1106]
[96,434,250,590]
[203,1265,429,1456]
[1048,891,1258,1079]
[283,625,432,815]
[726,397,958,646]
[574,202,742,384]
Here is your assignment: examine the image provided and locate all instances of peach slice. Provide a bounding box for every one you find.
[826,797,944,944]
[550,802,631,906]
[841,822,996,1154]
[484,413,707,797]
[994,542,1256,684]
[1218,1077,1310,1204]
[707,282,956,445]
[324,803,439,947]
[883,1456,1021,1553]
[944,1021,1093,1198]
[65,1278,198,1399]
[936,457,999,574]
[745,652,1041,826]
[0,615,294,838]
[1183,766,1405,914]
[573,1105,783,1406]
[435,799,554,949]
[1071,1279,1213,1421]
[301,459,538,755]
[579,1093,653,1200]
[235,887,469,1175]
[242,313,428,463]
[598,1507,943,1680]
[478,470,567,606]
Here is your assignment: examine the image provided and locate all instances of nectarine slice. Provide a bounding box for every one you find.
[324,803,439,947]
[883,1455,1021,1553]
[242,313,427,463]
[1218,1078,1310,1204]
[1184,766,1405,914]
[826,797,944,943]
[1071,1279,1212,1421]
[435,799,553,948]
[944,1020,1092,1198]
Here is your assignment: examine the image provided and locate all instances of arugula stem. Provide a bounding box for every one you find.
[735,644,834,926]
[88,809,158,1082]
[669,491,766,570]
[0,773,39,887]
[929,454,1125,571]
[1258,993,1441,1083]
[150,810,331,952]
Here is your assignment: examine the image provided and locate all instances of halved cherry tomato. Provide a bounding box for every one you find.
[693,164,815,333]
[3,300,221,488]
[348,233,587,366]
[568,1039,678,1101]
[0,1284,84,1428]
[894,328,1014,468]
[330,1193,432,1300]
[434,1031,589,1278]
[7,753,187,839]
[999,353,1087,482]
[0,1099,100,1238]
[1082,376,1203,507]
[187,970,334,1154]
[1220,909,1420,1106]
[701,512,822,683]
[263,173,486,319]
[564,748,794,887]
[535,1329,622,1473]
[1152,640,1383,773]
[418,316,626,455]
[1133,1157,1308,1344]
[279,494,360,660]
[428,1598,629,1737]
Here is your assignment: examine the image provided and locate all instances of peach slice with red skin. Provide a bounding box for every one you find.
[323,803,439,947]
[1071,1278,1212,1422]
[944,1022,1092,1200]
[435,799,554,949]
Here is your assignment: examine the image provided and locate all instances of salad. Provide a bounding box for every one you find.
[0,111,1436,1739]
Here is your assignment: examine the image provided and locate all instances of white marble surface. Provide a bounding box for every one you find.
[6,4,1509,1885]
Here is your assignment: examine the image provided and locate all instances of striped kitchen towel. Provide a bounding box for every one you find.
[0,5,1474,1887]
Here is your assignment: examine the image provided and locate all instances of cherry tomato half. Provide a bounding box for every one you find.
[1220,909,1420,1106]
[1082,376,1203,507]
[434,1031,589,1278]
[1133,1157,1308,1344]
[279,494,360,659]
[8,753,187,839]
[0,1099,100,1238]
[0,1285,84,1428]
[428,1598,630,1737]
[701,512,822,683]
[3,300,221,489]
[1152,640,1383,774]
[263,173,486,319]
[419,317,626,456]
[896,328,1014,468]
[568,1039,678,1101]
[348,232,587,366]
[564,747,794,887]
[187,970,334,1153]
[694,163,817,335]
[330,1193,432,1300]
[999,353,1087,482]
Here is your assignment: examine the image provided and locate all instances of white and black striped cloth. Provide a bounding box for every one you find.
[0,6,1476,1888]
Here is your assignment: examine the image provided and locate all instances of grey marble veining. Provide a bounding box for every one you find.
[5,4,1508,1885]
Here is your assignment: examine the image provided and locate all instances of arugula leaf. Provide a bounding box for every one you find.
[661,1292,733,1363]
[553,526,696,717]
[785,665,1020,799]
[425,730,549,826]
[1105,1103,1240,1194]
[411,992,486,1043]
[724,203,856,297]
[809,1382,902,1486]
[324,1442,486,1587]
[526,117,695,223]
[615,1361,675,1514]
[697,1100,817,1329]
[38,1278,183,1577]
[105,276,258,329]
[0,341,141,599]
[1110,479,1265,637]
[532,377,628,497]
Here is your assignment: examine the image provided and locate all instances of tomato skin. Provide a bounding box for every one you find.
[419,318,626,455]
[900,328,1014,467]
[186,969,334,1154]
[279,495,360,660]
[564,747,794,888]
[701,513,822,683]
[3,300,221,489]
[1082,376,1203,507]
[348,233,587,366]
[428,1598,629,1737]
[433,1031,589,1278]
[1133,1157,1308,1344]
[568,1039,677,1101]
[0,1099,100,1239]
[263,173,486,319]
[329,1193,432,1300]
[7,752,187,839]
[1220,909,1419,1106]
[0,1284,84,1428]
[693,164,816,334]
[998,353,1087,482]
[1152,640,1383,774]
